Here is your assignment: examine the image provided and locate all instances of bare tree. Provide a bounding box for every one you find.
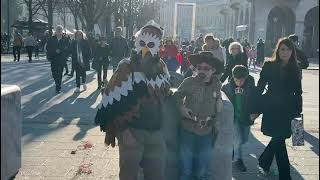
[66,0,82,30]
[78,0,106,32]
[22,0,46,31]
[38,0,60,34]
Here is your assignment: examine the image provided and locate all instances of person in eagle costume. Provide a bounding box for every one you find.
[95,20,171,180]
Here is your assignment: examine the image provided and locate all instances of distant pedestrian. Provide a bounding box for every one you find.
[220,42,248,83]
[128,35,136,50]
[110,27,129,72]
[34,38,40,59]
[188,40,195,53]
[256,38,302,180]
[248,46,257,68]
[288,34,309,70]
[164,39,179,72]
[194,34,204,53]
[12,31,23,62]
[222,37,235,62]
[256,39,265,66]
[203,35,226,65]
[71,30,91,93]
[92,36,110,90]
[46,25,70,94]
[24,32,36,63]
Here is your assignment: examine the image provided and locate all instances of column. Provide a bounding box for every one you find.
[295,21,305,48]
[248,4,252,43]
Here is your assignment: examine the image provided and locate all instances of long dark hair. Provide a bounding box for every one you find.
[269,37,301,79]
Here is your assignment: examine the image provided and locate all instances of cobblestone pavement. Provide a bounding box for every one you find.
[1,57,319,180]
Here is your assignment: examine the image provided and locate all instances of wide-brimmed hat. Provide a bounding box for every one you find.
[189,51,224,74]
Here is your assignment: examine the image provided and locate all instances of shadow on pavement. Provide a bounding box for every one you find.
[304,131,319,156]
[1,61,100,144]
[232,128,305,180]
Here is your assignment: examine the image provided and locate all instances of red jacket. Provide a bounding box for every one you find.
[176,52,183,65]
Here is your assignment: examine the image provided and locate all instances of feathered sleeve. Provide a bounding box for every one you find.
[95,60,144,132]
[94,58,171,147]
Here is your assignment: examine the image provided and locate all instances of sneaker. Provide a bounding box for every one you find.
[233,159,247,172]
[75,87,80,93]
[56,89,61,94]
[83,84,87,91]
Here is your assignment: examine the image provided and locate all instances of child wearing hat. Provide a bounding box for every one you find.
[174,51,224,180]
[221,65,259,172]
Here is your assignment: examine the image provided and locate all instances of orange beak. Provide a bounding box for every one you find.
[141,46,150,59]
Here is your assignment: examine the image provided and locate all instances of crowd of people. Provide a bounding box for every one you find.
[93,21,304,180]
[2,21,308,180]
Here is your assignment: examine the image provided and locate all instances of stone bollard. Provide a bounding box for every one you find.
[210,92,233,180]
[1,85,22,180]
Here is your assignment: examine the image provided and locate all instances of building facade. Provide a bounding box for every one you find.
[160,0,319,58]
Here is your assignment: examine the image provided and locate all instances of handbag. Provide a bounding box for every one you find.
[291,114,304,146]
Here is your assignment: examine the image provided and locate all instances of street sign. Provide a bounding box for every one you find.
[236,25,248,31]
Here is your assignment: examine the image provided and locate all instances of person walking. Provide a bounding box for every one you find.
[256,38,302,180]
[164,39,179,72]
[34,37,40,59]
[70,30,91,93]
[222,65,258,172]
[222,37,235,60]
[12,31,23,62]
[288,34,309,70]
[256,38,265,67]
[92,36,110,90]
[95,21,171,180]
[46,25,70,94]
[24,32,36,63]
[202,35,225,65]
[194,34,204,53]
[220,42,248,83]
[248,46,257,69]
[110,27,129,72]
[174,51,224,180]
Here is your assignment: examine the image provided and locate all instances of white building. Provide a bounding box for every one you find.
[174,3,196,41]
[160,0,319,58]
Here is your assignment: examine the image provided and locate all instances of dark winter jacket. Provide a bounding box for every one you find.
[70,39,91,71]
[92,43,110,70]
[220,52,248,83]
[257,60,302,138]
[222,75,257,126]
[295,48,309,69]
[110,36,129,58]
[257,41,265,63]
[46,36,70,65]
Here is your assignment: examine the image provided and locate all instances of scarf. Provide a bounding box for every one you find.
[76,41,83,65]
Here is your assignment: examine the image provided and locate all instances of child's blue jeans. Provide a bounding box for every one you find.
[233,119,250,160]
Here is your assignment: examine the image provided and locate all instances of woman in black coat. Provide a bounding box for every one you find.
[256,38,302,180]
[220,42,248,83]
[71,30,91,93]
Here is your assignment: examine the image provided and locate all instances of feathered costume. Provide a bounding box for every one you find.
[95,21,171,147]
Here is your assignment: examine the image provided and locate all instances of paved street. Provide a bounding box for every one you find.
[1,56,319,180]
